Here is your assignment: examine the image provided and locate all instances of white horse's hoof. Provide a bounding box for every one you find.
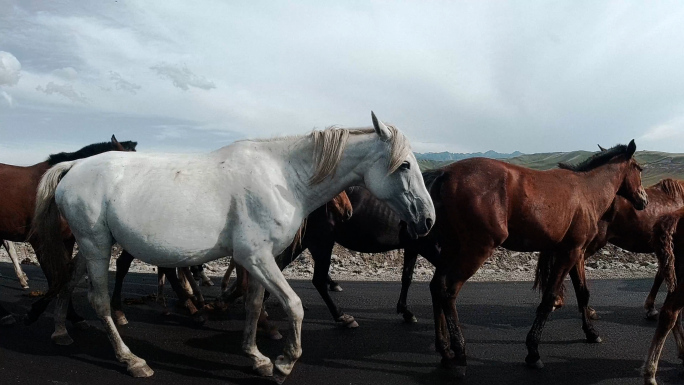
[0,314,16,326]
[644,378,657,385]
[646,309,659,320]
[128,361,154,378]
[51,332,74,346]
[254,361,273,377]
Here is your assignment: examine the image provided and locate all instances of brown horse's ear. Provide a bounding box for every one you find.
[627,139,637,157]
[111,135,125,151]
[597,144,607,151]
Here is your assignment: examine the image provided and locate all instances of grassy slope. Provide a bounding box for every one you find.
[418,150,684,186]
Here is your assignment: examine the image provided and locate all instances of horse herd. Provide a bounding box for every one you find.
[1,113,684,384]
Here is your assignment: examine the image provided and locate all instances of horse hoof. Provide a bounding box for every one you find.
[329,284,343,292]
[114,314,129,326]
[586,335,602,343]
[202,280,214,287]
[73,320,90,330]
[254,362,273,377]
[51,332,74,346]
[269,330,283,340]
[587,307,599,320]
[0,314,16,326]
[403,314,418,323]
[128,362,154,378]
[646,309,659,320]
[273,363,289,385]
[644,378,658,385]
[527,359,544,369]
[338,314,359,328]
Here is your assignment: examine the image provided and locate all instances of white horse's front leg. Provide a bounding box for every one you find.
[3,241,28,289]
[52,251,88,345]
[242,277,273,376]
[86,257,154,378]
[240,250,304,383]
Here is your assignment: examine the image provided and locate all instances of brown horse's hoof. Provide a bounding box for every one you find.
[646,309,659,320]
[526,359,544,369]
[254,361,273,377]
[402,313,418,323]
[586,335,602,343]
[51,331,74,346]
[329,284,343,292]
[587,307,599,320]
[113,311,128,326]
[73,320,90,330]
[128,362,154,378]
[0,314,16,326]
[337,314,359,328]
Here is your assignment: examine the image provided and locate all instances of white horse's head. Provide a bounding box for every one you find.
[363,112,436,239]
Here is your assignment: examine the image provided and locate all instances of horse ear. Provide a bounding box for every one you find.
[371,111,392,142]
[111,135,125,151]
[627,139,636,157]
[597,144,607,151]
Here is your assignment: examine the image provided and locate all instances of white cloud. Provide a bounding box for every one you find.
[109,71,141,94]
[36,82,88,103]
[150,63,216,91]
[52,67,78,80]
[0,51,21,86]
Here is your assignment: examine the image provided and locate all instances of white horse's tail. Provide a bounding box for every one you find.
[30,161,77,307]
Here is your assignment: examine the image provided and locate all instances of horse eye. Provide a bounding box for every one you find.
[400,161,411,170]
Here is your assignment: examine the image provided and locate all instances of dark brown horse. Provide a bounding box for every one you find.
[0,136,137,327]
[223,174,443,327]
[551,178,684,334]
[427,141,647,378]
[643,207,684,384]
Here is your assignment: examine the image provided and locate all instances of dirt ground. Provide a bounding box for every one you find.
[0,242,659,283]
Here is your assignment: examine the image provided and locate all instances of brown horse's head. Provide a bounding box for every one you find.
[111,135,137,152]
[327,190,353,222]
[616,140,648,210]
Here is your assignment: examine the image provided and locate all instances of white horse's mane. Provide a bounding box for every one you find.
[243,125,410,185]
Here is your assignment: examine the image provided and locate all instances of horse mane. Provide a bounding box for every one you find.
[651,178,684,200]
[557,144,629,172]
[46,140,137,165]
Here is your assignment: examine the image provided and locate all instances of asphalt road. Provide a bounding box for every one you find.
[0,263,682,385]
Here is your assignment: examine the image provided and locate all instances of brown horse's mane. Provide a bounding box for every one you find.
[47,140,137,166]
[557,144,629,172]
[650,178,684,200]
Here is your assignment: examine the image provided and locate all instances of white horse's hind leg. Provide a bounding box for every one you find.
[240,251,304,382]
[83,247,153,378]
[52,251,88,345]
[4,241,28,289]
[243,278,273,376]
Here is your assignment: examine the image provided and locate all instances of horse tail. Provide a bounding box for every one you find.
[653,212,681,292]
[30,161,77,302]
[534,251,554,293]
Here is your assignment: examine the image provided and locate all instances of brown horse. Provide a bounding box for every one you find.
[427,141,647,378]
[552,178,684,333]
[0,136,137,326]
[643,207,684,384]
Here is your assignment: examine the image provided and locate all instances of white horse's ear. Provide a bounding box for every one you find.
[371,111,392,142]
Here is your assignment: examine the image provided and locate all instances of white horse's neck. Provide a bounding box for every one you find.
[280,133,379,216]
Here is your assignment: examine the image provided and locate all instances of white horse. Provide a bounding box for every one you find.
[32,112,435,382]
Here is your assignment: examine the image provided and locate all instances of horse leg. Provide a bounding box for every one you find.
[526,248,581,369]
[569,259,601,342]
[242,275,273,376]
[221,257,237,292]
[430,267,457,373]
[327,274,342,292]
[52,251,87,345]
[181,267,205,306]
[163,267,203,325]
[111,249,135,326]
[310,241,356,328]
[240,249,304,382]
[397,247,419,323]
[645,271,664,320]
[85,250,153,377]
[195,264,214,286]
[643,287,684,385]
[4,241,28,289]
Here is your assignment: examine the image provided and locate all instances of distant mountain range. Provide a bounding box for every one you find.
[416,150,684,187]
[415,150,524,162]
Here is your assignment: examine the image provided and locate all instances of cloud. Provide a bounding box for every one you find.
[36,82,88,103]
[150,63,216,91]
[52,67,78,80]
[1,90,14,107]
[0,51,21,86]
[639,116,684,142]
[109,71,141,94]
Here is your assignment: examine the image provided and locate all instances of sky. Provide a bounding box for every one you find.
[2,1,684,165]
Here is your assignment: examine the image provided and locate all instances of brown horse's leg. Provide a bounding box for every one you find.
[397,247,419,323]
[526,248,581,369]
[643,287,684,385]
[569,258,601,343]
[180,267,206,306]
[645,271,664,320]
[111,249,135,326]
[310,239,357,327]
[161,267,204,325]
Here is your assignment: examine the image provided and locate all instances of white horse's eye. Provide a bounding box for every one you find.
[400,161,411,170]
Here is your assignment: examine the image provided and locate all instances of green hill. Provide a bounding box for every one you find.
[418,150,684,186]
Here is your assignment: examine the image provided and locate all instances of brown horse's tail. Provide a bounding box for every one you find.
[534,251,556,294]
[653,212,681,292]
[30,161,77,305]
